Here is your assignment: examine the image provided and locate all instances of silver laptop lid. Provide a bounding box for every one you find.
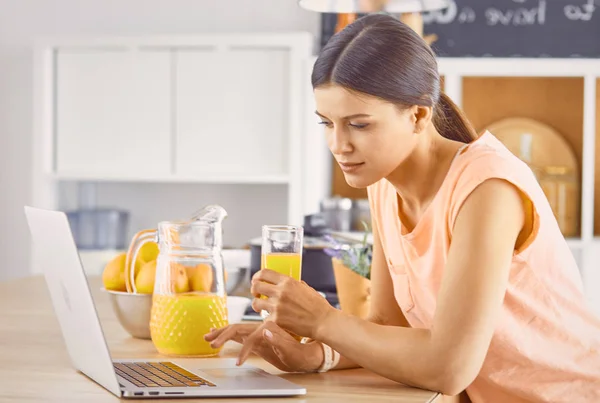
[24,206,121,397]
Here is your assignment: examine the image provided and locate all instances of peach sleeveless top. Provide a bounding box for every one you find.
[367,131,600,402]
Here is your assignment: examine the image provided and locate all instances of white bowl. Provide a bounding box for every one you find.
[103,288,153,339]
[224,267,248,295]
[223,249,251,294]
[226,296,251,323]
[222,249,251,269]
[103,289,251,338]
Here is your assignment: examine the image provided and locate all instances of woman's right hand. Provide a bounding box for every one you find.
[204,321,323,373]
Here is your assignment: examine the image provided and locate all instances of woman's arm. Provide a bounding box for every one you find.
[313,179,525,395]
[331,215,411,370]
[232,214,412,372]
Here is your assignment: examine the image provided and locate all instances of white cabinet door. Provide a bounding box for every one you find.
[175,48,289,179]
[55,49,171,178]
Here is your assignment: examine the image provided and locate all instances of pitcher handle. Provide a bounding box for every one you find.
[125,229,157,293]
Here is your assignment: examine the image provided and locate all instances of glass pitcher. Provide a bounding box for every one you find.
[124,205,229,357]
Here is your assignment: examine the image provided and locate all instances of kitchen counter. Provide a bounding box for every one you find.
[0,275,457,402]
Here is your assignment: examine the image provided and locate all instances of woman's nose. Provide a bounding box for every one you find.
[328,127,352,155]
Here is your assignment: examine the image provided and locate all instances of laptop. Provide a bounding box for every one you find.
[24,206,307,399]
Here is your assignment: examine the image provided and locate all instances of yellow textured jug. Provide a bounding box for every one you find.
[125,205,229,357]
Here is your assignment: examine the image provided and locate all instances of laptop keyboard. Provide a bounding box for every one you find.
[114,362,216,388]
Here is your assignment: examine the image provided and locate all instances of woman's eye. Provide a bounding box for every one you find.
[318,121,333,128]
[350,123,369,129]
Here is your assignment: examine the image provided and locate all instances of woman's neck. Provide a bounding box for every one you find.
[386,128,464,213]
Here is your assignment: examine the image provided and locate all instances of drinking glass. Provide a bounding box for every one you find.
[260,225,303,319]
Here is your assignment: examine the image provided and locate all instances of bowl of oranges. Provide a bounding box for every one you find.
[101,241,158,339]
[101,242,249,339]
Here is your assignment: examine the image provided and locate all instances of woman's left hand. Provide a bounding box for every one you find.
[250,269,336,340]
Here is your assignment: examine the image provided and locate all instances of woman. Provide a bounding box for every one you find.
[205,14,600,402]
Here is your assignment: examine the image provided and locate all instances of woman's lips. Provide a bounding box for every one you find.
[338,161,365,173]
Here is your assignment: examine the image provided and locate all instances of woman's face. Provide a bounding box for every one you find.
[314,84,418,188]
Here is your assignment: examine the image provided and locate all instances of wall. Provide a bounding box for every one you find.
[57,182,288,249]
[0,0,320,281]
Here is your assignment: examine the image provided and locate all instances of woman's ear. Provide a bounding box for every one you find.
[414,105,433,134]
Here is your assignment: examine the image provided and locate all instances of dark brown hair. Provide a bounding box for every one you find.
[312,13,477,143]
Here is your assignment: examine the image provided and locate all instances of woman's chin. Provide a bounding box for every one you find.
[343,172,378,189]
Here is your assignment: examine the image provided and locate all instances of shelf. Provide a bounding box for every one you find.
[462,76,585,239]
[566,238,586,249]
[51,172,291,184]
[438,58,600,78]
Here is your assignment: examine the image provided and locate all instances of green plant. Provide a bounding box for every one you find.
[324,221,372,280]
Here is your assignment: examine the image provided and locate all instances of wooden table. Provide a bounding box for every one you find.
[0,275,442,402]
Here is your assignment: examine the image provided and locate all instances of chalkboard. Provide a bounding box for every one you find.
[320,0,600,58]
[423,0,600,57]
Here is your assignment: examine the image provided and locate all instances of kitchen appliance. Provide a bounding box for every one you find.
[320,197,353,232]
[63,183,131,276]
[65,208,130,276]
[319,197,371,232]
[66,208,129,250]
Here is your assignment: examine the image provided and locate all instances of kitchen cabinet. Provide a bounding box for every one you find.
[34,33,316,226]
[175,48,289,179]
[55,49,171,178]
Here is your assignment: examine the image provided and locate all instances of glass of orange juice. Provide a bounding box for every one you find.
[260,225,303,319]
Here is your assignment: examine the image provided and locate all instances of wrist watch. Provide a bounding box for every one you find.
[300,337,340,372]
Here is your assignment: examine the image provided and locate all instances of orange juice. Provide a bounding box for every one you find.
[150,292,228,356]
[260,253,303,341]
[261,253,302,280]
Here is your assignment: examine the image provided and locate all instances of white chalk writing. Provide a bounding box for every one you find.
[458,7,477,23]
[423,0,597,26]
[486,0,546,25]
[564,0,596,20]
[422,0,458,24]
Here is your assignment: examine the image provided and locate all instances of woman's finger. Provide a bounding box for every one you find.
[236,325,266,366]
[251,297,272,314]
[209,325,246,349]
[203,326,227,342]
[252,269,286,285]
[261,321,299,346]
[250,279,277,298]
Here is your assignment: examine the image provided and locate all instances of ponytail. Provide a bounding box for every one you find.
[432,93,478,144]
